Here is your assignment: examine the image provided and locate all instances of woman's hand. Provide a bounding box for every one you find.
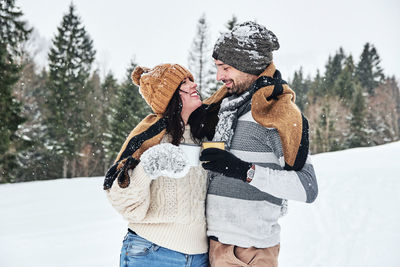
[140,143,190,179]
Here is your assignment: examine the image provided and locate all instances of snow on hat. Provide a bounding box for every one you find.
[212,21,280,75]
[131,64,193,114]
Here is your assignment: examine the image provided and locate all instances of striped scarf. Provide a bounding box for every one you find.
[213,72,287,150]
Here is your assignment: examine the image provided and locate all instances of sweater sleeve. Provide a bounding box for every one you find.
[249,154,318,203]
[106,162,153,221]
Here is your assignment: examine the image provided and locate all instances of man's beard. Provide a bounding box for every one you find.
[227,78,255,96]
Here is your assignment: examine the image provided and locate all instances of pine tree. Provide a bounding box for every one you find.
[346,87,369,148]
[290,67,310,111]
[333,55,360,104]
[12,54,54,182]
[78,70,104,177]
[188,14,217,98]
[355,42,385,95]
[45,3,96,178]
[308,70,324,101]
[105,61,150,163]
[102,72,119,111]
[324,48,346,95]
[304,44,397,153]
[101,72,119,170]
[0,0,31,182]
[0,0,31,56]
[225,15,238,31]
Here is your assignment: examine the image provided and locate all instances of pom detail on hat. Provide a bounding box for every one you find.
[131,66,150,86]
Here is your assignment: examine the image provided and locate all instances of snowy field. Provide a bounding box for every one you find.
[1,141,400,267]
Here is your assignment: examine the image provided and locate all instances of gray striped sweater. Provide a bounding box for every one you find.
[206,109,318,248]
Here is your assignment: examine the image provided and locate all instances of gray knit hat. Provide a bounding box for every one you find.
[212,21,280,75]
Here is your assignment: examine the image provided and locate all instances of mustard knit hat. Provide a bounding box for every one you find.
[131,64,194,114]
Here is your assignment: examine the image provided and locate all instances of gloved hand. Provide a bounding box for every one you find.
[140,143,190,179]
[200,148,252,181]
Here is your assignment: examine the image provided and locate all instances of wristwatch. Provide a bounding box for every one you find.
[246,164,255,183]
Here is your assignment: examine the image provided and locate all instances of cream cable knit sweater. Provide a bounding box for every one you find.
[106,126,208,254]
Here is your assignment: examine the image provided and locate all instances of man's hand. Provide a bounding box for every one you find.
[200,148,252,181]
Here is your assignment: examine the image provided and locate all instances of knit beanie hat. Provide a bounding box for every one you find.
[212,21,280,75]
[131,64,193,114]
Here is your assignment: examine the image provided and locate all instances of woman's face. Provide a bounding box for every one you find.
[179,77,202,115]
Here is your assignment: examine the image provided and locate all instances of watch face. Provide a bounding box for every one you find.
[247,168,255,179]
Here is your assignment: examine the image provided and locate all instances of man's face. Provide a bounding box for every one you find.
[214,59,258,95]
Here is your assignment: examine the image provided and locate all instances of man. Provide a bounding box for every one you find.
[200,21,318,266]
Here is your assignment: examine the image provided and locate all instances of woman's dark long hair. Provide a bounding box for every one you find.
[163,86,220,145]
[163,89,185,145]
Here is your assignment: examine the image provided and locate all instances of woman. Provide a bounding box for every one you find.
[104,63,211,267]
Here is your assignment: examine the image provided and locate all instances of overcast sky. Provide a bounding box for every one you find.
[18,0,400,82]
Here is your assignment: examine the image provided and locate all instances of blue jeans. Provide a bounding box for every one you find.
[120,231,209,267]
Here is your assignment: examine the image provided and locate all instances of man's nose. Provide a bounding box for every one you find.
[216,70,222,81]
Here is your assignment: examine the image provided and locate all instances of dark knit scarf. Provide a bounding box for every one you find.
[103,115,167,190]
[213,73,286,149]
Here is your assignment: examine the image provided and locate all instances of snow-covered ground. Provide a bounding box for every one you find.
[1,141,399,267]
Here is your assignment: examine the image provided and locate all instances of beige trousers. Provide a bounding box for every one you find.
[209,239,280,267]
